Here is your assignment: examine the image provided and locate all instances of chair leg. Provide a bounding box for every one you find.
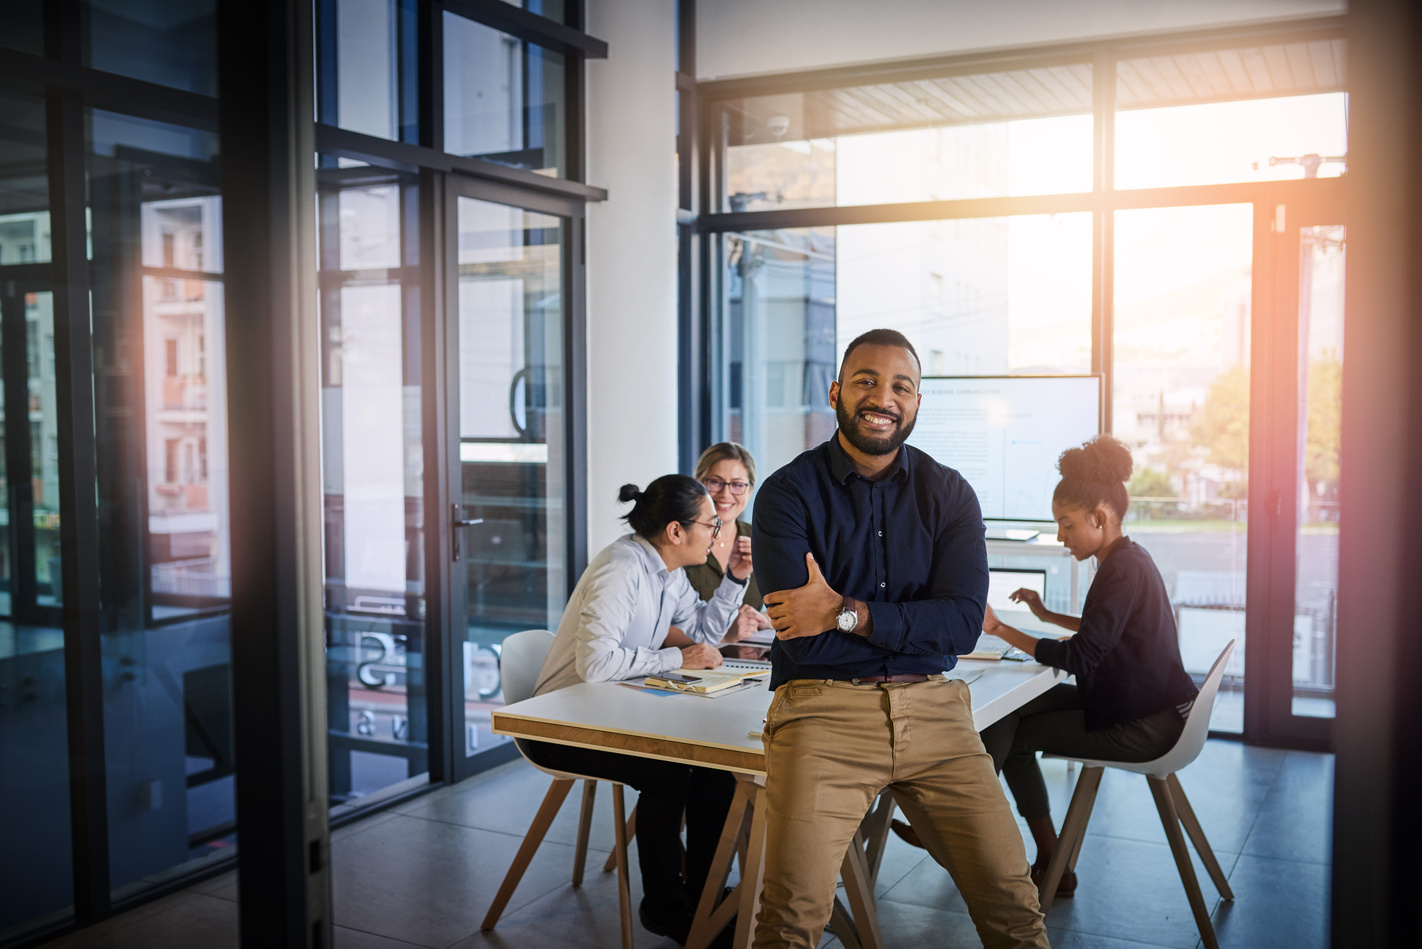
[1147,776,1220,949]
[573,779,597,886]
[482,777,575,930]
[860,791,897,887]
[604,803,637,872]
[612,784,634,949]
[1168,773,1235,901]
[1039,764,1103,910]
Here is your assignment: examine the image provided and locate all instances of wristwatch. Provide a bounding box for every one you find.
[836,599,859,633]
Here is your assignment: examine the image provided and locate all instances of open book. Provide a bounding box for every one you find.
[645,661,771,694]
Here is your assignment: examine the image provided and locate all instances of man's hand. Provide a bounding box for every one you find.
[679,643,724,669]
[726,535,753,581]
[763,553,842,640]
[723,604,767,643]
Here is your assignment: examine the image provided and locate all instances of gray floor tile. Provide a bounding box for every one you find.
[1037,835,1235,949]
[330,812,612,949]
[867,897,999,946]
[1211,854,1329,949]
[398,761,640,854]
[1241,752,1333,865]
[448,858,663,949]
[37,893,237,949]
[334,926,432,949]
[1044,928,1175,949]
[187,869,238,902]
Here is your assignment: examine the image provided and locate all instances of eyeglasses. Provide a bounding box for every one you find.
[702,477,750,496]
[688,517,723,539]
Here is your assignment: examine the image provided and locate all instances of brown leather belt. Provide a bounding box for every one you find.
[841,673,934,686]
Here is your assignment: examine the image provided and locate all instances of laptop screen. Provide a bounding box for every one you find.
[987,568,1047,614]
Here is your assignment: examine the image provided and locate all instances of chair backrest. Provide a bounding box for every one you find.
[499,630,555,706]
[1139,639,1235,778]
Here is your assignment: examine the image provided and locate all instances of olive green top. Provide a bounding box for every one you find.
[683,519,763,610]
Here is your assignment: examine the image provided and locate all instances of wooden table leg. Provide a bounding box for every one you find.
[687,778,753,949]
[839,829,884,949]
[733,776,769,949]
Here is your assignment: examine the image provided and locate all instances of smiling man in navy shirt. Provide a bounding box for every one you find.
[750,329,1049,949]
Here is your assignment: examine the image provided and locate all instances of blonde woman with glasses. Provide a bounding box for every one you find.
[685,442,772,646]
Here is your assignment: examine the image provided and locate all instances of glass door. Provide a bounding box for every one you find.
[444,180,576,780]
[1253,193,1345,747]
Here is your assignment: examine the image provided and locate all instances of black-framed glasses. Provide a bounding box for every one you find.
[688,516,723,539]
[702,476,749,496]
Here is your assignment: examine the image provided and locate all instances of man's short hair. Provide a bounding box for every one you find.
[839,329,922,382]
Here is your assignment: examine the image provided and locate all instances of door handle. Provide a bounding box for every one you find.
[451,504,484,562]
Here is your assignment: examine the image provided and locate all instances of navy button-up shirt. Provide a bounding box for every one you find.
[752,435,989,689]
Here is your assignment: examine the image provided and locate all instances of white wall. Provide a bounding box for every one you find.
[585,0,679,551]
[696,0,1346,80]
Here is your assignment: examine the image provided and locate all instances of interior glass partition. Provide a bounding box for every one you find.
[318,166,430,804]
[0,88,73,944]
[87,109,236,898]
[453,193,567,761]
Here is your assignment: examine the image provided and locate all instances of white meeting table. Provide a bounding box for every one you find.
[493,654,1066,949]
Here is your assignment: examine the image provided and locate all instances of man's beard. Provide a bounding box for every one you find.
[836,400,917,456]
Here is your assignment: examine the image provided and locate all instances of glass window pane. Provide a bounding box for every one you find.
[1113,204,1253,734]
[318,168,429,804]
[0,92,51,266]
[87,110,234,898]
[0,0,44,54]
[719,63,1093,212]
[1115,40,1347,190]
[82,0,217,95]
[455,196,565,757]
[719,214,1093,484]
[320,0,419,144]
[1116,93,1347,190]
[443,11,567,178]
[1292,224,1343,719]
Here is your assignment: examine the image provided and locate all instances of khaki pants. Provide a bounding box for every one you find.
[752,677,1050,949]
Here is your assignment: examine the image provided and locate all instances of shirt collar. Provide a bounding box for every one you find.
[826,432,911,485]
[629,533,673,575]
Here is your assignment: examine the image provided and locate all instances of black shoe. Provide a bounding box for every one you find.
[890,818,926,850]
[639,895,693,945]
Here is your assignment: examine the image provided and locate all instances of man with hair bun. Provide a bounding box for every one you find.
[913,434,1198,900]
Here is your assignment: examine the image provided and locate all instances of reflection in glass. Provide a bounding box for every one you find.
[87,111,235,899]
[1113,204,1253,733]
[320,0,419,144]
[319,171,428,804]
[82,0,217,96]
[0,92,51,267]
[444,12,567,177]
[1292,225,1343,719]
[456,196,565,756]
[0,0,44,54]
[719,64,1092,212]
[718,228,837,485]
[1116,93,1348,190]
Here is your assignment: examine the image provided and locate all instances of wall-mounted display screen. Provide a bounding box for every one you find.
[908,375,1102,522]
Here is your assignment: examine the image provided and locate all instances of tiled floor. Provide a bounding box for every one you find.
[35,741,1332,949]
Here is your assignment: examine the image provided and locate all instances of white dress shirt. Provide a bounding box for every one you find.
[534,533,748,695]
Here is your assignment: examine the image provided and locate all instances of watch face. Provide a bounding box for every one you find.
[837,609,855,631]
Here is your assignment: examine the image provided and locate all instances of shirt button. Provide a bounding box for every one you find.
[877,530,883,537]
[879,581,886,588]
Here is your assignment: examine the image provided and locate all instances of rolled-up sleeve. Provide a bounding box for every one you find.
[574,558,681,681]
[669,570,747,644]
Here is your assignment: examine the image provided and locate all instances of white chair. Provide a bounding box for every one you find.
[480,630,635,949]
[1039,640,1237,949]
